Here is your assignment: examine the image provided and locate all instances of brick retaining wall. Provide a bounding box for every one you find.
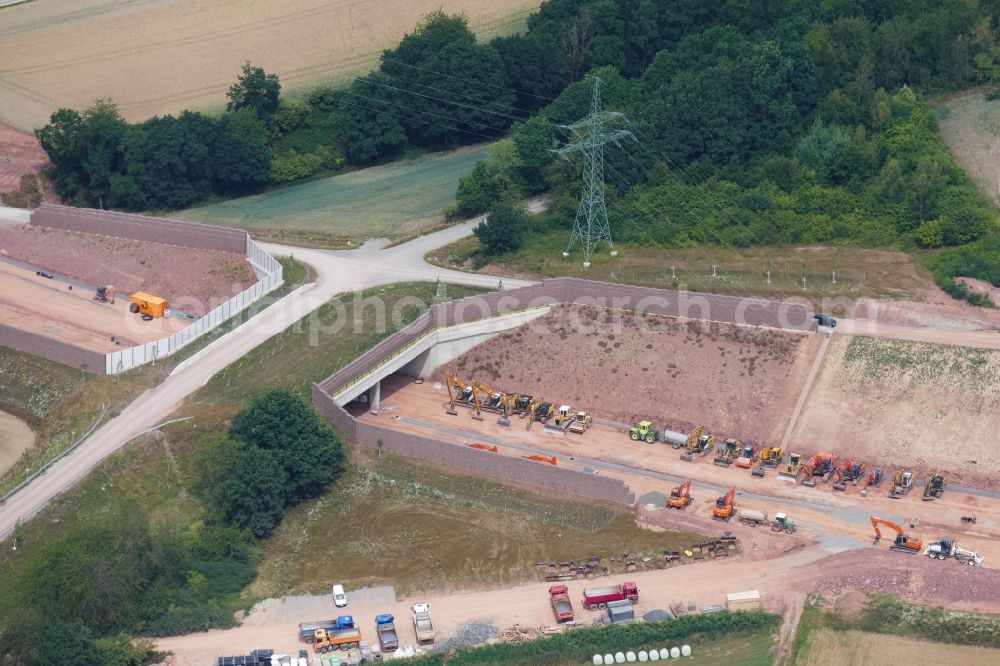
[0,322,106,374]
[31,204,247,253]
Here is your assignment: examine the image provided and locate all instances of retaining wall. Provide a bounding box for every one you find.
[31,204,246,253]
[0,321,105,372]
[319,277,816,395]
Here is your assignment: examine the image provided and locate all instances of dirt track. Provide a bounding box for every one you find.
[0,408,33,477]
[0,260,189,350]
[0,123,46,193]
[0,223,254,316]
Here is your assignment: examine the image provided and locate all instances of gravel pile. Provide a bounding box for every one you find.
[433,620,498,652]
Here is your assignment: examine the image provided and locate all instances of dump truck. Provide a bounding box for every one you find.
[412,603,435,645]
[549,584,575,622]
[298,616,354,643]
[607,599,636,624]
[311,627,362,653]
[582,582,639,610]
[737,508,768,527]
[129,291,168,318]
[375,614,399,652]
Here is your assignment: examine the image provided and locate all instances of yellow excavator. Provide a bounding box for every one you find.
[445,371,481,419]
[680,426,714,462]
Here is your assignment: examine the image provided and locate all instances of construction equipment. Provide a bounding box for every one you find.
[799,452,837,487]
[93,285,116,304]
[469,443,498,453]
[311,627,362,653]
[375,614,399,652]
[870,516,923,553]
[582,582,639,610]
[530,400,555,423]
[549,585,575,622]
[713,438,740,467]
[866,467,884,487]
[512,394,533,417]
[759,447,784,468]
[924,539,983,566]
[411,603,435,645]
[128,291,167,318]
[667,479,692,510]
[737,509,768,527]
[712,487,736,521]
[734,442,759,469]
[888,470,914,498]
[771,513,796,533]
[923,472,945,501]
[629,420,660,444]
[778,453,805,480]
[472,380,506,413]
[553,405,575,426]
[523,454,557,465]
[831,459,854,491]
[681,426,714,462]
[444,372,478,416]
[567,411,592,433]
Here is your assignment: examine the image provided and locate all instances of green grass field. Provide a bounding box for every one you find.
[179,145,489,247]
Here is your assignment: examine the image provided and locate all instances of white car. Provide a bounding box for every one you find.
[332,584,347,607]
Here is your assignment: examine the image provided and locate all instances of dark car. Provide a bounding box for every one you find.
[813,313,837,328]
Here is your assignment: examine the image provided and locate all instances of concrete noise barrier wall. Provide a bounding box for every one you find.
[313,384,634,506]
[0,321,106,373]
[31,204,246,253]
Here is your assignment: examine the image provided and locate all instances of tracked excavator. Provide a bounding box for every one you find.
[445,372,479,417]
[888,469,914,498]
[923,472,946,501]
[472,380,514,425]
[712,486,736,521]
[866,467,883,487]
[799,452,837,487]
[512,394,533,417]
[667,479,692,510]
[870,516,923,553]
[830,459,854,491]
[680,426,714,462]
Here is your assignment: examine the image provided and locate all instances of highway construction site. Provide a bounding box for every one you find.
[348,304,1000,572]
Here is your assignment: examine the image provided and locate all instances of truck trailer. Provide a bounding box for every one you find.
[582,582,639,610]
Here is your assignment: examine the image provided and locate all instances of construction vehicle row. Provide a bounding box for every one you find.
[871,516,982,565]
[443,371,591,432]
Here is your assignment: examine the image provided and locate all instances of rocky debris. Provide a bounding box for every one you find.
[491,624,545,643]
[433,620,498,651]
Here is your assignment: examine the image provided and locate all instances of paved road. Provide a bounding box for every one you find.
[0,203,545,540]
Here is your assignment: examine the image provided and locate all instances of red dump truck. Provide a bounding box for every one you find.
[549,585,575,622]
[582,581,639,610]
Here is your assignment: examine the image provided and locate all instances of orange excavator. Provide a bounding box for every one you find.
[667,480,692,510]
[799,452,837,487]
[712,486,736,521]
[830,459,853,491]
[870,516,923,553]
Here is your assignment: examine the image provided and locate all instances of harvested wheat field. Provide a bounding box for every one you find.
[0,224,255,315]
[799,628,1000,666]
[435,304,821,443]
[0,0,541,131]
[792,335,1000,485]
[0,123,46,192]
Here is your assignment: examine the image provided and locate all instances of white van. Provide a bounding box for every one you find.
[332,583,347,607]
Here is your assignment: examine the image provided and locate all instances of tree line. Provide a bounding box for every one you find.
[0,390,344,665]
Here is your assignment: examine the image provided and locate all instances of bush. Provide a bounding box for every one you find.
[473,201,528,255]
[269,147,332,183]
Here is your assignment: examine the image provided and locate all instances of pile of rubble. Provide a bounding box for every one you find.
[433,621,498,651]
[491,624,545,644]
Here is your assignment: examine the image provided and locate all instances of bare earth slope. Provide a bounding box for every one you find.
[435,305,820,443]
[792,335,1000,485]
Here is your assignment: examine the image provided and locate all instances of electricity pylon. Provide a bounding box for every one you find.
[551,77,634,267]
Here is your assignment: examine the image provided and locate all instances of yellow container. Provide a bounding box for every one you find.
[129,292,167,318]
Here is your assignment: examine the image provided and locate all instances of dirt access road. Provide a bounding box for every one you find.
[0,203,544,541]
[155,543,1000,664]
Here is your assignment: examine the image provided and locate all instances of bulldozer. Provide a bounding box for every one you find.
[680,426,714,462]
[712,486,736,521]
[778,452,805,480]
[93,285,116,304]
[870,516,923,553]
[734,442,759,469]
[553,405,575,427]
[799,452,837,487]
[445,372,479,417]
[752,446,783,477]
[667,479,692,510]
[629,420,660,444]
[923,472,945,501]
[713,438,740,467]
[530,400,555,424]
[888,469,914,498]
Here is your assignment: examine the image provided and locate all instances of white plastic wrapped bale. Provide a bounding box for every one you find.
[627,651,636,662]
[681,645,692,657]
[594,656,604,665]
[638,651,648,662]
[670,646,681,659]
